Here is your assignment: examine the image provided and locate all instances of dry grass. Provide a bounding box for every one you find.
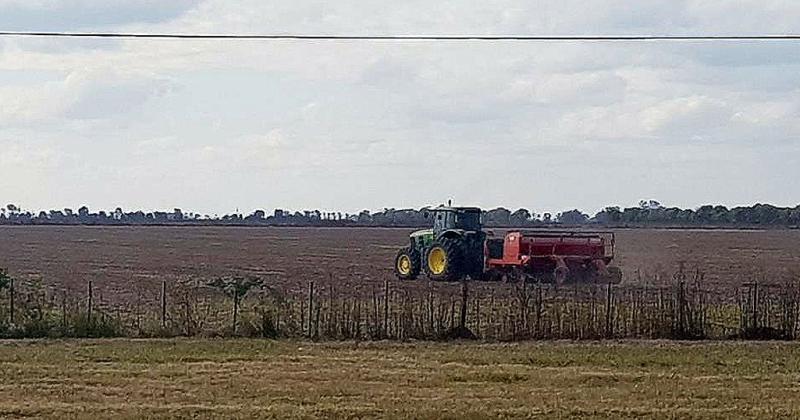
[0,340,798,419]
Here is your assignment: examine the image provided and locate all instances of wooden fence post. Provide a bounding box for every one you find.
[307,281,314,337]
[475,295,481,337]
[87,280,93,325]
[8,275,14,325]
[459,280,468,329]
[232,287,239,334]
[605,283,613,338]
[62,290,67,329]
[678,280,686,337]
[752,281,759,330]
[161,280,167,329]
[536,284,542,338]
[383,277,389,338]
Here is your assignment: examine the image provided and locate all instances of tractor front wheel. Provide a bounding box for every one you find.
[394,247,421,280]
[424,239,464,281]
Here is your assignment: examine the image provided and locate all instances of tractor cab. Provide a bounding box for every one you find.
[429,207,482,235]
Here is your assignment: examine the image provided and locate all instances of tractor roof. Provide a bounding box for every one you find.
[431,206,481,213]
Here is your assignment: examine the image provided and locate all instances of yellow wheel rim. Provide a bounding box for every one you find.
[397,254,412,275]
[427,247,447,275]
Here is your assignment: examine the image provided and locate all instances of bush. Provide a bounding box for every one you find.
[69,313,125,338]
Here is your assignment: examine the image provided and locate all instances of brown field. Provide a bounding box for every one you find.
[1,229,799,418]
[0,339,798,419]
[1,226,799,299]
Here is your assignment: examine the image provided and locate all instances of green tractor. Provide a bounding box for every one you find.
[394,206,486,281]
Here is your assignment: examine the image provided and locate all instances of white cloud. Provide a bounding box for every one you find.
[1,1,800,214]
[0,67,175,125]
[0,0,199,30]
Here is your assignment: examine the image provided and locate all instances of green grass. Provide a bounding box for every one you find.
[0,339,798,418]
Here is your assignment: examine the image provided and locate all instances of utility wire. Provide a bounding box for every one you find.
[1,31,800,41]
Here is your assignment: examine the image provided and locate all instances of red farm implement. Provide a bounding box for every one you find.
[485,230,621,283]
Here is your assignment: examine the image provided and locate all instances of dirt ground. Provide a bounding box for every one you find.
[1,226,799,300]
[0,339,798,418]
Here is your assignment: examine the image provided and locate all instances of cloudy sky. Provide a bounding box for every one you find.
[1,1,799,215]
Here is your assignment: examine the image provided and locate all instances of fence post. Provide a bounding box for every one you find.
[383,277,389,338]
[678,280,686,337]
[459,280,468,329]
[161,280,167,329]
[475,295,481,337]
[605,283,613,338]
[87,280,93,325]
[8,275,14,325]
[536,284,542,338]
[307,281,314,338]
[752,281,759,330]
[62,290,67,330]
[232,287,239,334]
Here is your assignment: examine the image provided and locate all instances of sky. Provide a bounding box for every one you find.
[1,1,799,216]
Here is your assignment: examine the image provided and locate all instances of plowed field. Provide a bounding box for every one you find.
[1,226,799,300]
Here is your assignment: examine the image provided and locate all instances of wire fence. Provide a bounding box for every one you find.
[0,266,797,341]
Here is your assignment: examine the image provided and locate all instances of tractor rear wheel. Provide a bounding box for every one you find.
[394,247,421,280]
[424,238,464,281]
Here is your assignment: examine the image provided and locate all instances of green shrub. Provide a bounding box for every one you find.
[69,313,125,338]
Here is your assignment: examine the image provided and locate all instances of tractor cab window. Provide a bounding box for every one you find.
[433,210,481,232]
[433,212,448,232]
[456,211,481,230]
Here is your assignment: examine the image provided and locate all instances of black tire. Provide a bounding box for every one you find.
[554,266,569,285]
[424,238,464,281]
[394,247,421,280]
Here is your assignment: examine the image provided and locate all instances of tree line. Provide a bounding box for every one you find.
[1,200,799,228]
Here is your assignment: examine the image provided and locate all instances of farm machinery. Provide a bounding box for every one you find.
[394,206,622,284]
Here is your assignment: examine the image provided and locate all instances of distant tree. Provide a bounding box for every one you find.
[49,210,65,223]
[245,210,266,224]
[358,210,371,224]
[510,208,532,226]
[5,202,800,227]
[696,205,730,225]
[594,206,623,224]
[556,209,589,225]
[485,208,511,226]
[639,200,663,210]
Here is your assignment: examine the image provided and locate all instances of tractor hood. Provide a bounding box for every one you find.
[410,229,433,238]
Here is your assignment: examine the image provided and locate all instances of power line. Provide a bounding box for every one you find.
[1,31,800,41]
